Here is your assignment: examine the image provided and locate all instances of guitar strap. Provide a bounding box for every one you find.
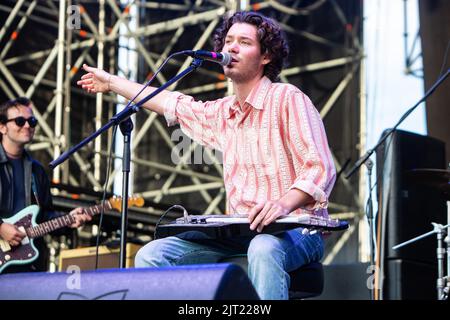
[31,172,41,208]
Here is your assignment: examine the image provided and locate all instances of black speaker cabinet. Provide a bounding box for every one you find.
[384,259,438,300]
[0,263,259,300]
[313,263,371,300]
[376,129,446,300]
[376,129,446,264]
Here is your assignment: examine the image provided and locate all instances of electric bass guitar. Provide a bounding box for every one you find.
[0,196,144,274]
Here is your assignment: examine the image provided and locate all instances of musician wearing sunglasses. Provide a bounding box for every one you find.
[0,97,91,273]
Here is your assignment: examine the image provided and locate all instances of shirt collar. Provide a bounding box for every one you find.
[227,76,272,119]
[0,143,30,163]
[0,144,7,163]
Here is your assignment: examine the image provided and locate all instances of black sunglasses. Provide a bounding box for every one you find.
[4,116,38,128]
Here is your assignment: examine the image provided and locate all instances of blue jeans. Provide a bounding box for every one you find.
[135,228,324,300]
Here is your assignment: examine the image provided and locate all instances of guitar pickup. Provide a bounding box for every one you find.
[0,240,11,252]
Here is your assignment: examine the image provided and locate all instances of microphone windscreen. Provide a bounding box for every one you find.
[221,52,232,66]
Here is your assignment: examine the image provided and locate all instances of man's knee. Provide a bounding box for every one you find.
[134,239,169,268]
[247,234,284,260]
[135,242,152,267]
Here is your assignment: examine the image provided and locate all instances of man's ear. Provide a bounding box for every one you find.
[0,124,7,135]
[262,52,271,66]
[0,115,7,135]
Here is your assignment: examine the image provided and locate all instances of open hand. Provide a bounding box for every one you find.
[77,64,111,94]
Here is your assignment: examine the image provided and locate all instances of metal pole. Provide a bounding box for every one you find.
[0,0,37,60]
[119,119,132,268]
[94,0,106,187]
[63,0,73,185]
[320,64,359,119]
[403,0,409,72]
[445,200,450,300]
[0,0,26,43]
[53,0,67,185]
[366,158,375,300]
[392,222,450,300]
[436,225,445,300]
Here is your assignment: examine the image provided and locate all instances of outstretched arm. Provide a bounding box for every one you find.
[77,64,172,115]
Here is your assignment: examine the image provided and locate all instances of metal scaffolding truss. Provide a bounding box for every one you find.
[0,0,365,262]
[402,0,423,78]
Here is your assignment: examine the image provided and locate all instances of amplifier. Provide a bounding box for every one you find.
[58,243,142,272]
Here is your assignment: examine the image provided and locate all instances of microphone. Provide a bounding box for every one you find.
[181,50,232,66]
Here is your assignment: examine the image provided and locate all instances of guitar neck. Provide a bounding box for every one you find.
[26,201,112,239]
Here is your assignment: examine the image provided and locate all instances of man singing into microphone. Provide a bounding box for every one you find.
[77,11,335,300]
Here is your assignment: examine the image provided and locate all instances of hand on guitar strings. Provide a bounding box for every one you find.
[248,200,290,233]
[0,223,26,246]
[68,207,92,228]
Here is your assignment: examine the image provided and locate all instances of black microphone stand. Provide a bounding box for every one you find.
[345,68,449,299]
[50,58,204,268]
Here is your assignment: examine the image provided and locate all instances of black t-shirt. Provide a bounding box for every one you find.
[8,157,26,215]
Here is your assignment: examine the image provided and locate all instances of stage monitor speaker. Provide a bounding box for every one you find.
[58,243,141,271]
[376,129,446,264]
[384,259,437,300]
[0,263,259,300]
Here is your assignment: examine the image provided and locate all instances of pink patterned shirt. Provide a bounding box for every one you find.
[164,76,336,218]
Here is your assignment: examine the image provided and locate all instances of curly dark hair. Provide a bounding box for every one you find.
[213,11,289,82]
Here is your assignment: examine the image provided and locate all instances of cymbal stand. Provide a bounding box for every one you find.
[444,200,450,300]
[435,222,447,300]
[392,221,449,300]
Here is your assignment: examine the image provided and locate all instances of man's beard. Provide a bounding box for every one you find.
[224,66,260,84]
